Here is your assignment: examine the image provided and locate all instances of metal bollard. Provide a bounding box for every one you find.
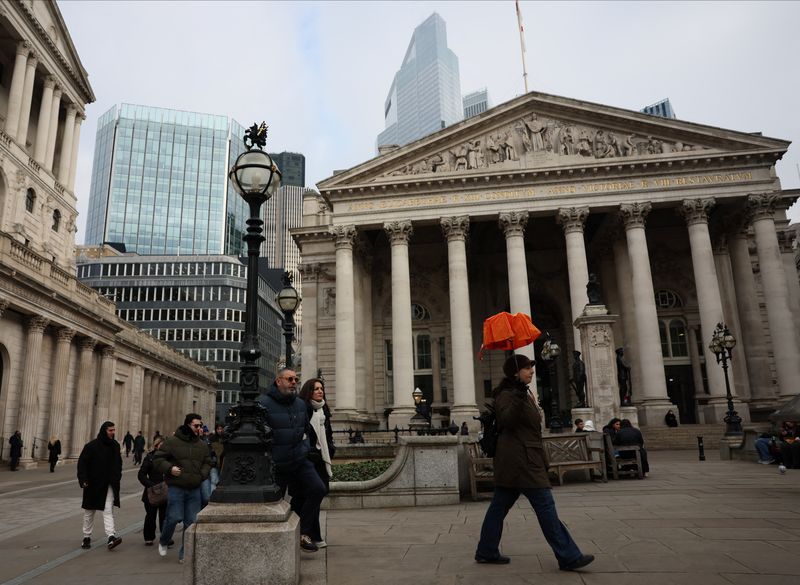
[697,435,706,461]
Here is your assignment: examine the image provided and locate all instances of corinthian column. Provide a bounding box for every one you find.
[69,338,97,457]
[332,225,357,415]
[4,41,29,140]
[612,236,642,397]
[441,216,479,423]
[557,207,590,351]
[619,202,671,424]
[44,86,62,171]
[17,316,49,467]
[156,375,167,436]
[142,370,153,443]
[384,220,416,426]
[33,77,55,163]
[298,263,321,381]
[746,194,800,399]
[68,113,84,191]
[93,346,116,426]
[57,105,77,182]
[48,327,76,451]
[16,51,38,147]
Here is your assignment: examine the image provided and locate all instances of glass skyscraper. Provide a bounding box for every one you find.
[376,13,463,149]
[269,151,305,188]
[85,104,248,256]
[463,88,492,120]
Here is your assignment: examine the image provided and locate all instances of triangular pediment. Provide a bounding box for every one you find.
[319,91,788,190]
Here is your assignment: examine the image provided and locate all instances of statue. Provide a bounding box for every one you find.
[586,273,603,305]
[524,114,546,151]
[572,351,587,407]
[616,347,632,405]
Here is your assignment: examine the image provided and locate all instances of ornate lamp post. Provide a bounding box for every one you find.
[541,334,563,433]
[211,123,283,503]
[708,322,742,436]
[276,271,301,369]
[411,387,432,432]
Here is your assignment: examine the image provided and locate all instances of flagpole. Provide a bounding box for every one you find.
[516,0,529,93]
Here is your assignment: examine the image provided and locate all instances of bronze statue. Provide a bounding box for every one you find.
[572,350,587,407]
[616,347,632,405]
[586,273,603,305]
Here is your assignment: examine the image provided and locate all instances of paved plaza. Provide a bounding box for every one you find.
[0,449,797,585]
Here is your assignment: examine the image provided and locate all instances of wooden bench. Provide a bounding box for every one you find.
[603,433,643,479]
[543,433,606,485]
[466,442,494,500]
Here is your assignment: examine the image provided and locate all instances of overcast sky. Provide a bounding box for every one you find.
[58,1,800,242]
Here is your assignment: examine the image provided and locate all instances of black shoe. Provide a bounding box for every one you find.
[300,535,319,552]
[107,535,122,550]
[167,539,175,547]
[560,554,594,571]
[81,537,91,549]
[475,553,511,564]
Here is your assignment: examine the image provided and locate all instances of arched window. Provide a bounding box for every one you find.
[411,303,431,321]
[655,289,683,309]
[25,188,36,213]
[52,209,61,232]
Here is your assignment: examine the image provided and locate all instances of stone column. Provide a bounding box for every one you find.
[69,338,97,457]
[778,230,800,350]
[142,370,153,443]
[557,207,590,352]
[441,216,479,424]
[94,346,116,426]
[619,202,671,424]
[17,316,49,467]
[679,198,743,422]
[298,263,320,380]
[17,51,38,146]
[57,105,77,182]
[611,236,642,395]
[33,77,55,163]
[686,323,706,411]
[4,41,29,140]
[47,327,76,449]
[746,194,800,399]
[384,220,416,427]
[353,252,367,413]
[155,375,167,437]
[361,256,375,416]
[332,225,357,415]
[44,86,62,171]
[67,113,84,191]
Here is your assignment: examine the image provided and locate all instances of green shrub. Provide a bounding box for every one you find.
[331,459,392,482]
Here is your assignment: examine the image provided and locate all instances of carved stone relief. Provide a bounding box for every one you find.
[380,113,707,179]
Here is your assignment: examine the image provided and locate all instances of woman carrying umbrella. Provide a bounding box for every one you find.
[474,353,594,571]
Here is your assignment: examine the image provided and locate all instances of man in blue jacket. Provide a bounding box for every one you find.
[260,367,325,553]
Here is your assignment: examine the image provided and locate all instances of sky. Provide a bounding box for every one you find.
[57,1,800,243]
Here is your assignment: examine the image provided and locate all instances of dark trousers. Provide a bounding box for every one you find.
[289,460,330,542]
[143,499,167,542]
[477,486,583,568]
[10,457,20,471]
[49,460,57,472]
[279,459,326,540]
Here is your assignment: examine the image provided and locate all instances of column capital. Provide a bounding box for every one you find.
[26,50,39,67]
[52,85,62,97]
[297,262,321,281]
[43,76,56,90]
[441,216,470,242]
[16,40,31,56]
[619,202,652,229]
[679,198,716,226]
[79,337,97,352]
[384,220,413,244]
[26,315,49,333]
[0,298,9,319]
[101,345,116,359]
[498,211,528,237]
[331,224,357,249]
[66,104,78,116]
[556,207,589,233]
[56,327,76,343]
[746,193,780,222]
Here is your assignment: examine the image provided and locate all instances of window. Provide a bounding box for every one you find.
[655,290,683,309]
[25,188,36,212]
[659,318,690,358]
[411,303,431,321]
[52,209,61,232]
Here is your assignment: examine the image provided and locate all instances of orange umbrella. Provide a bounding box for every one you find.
[479,312,541,359]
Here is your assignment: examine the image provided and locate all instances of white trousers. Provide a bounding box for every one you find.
[82,486,116,537]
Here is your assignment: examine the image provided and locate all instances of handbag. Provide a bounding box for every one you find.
[146,481,168,506]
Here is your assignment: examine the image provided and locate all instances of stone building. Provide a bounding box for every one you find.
[294,91,800,430]
[0,1,216,467]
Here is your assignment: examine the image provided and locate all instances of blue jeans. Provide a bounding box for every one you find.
[476,486,583,568]
[159,485,202,560]
[755,437,773,461]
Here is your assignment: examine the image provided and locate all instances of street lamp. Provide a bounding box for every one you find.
[411,387,432,432]
[541,333,563,433]
[276,271,301,368]
[211,122,282,503]
[708,322,742,436]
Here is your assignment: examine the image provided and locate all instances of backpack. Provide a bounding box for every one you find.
[475,403,500,457]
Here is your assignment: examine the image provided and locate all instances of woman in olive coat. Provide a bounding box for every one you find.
[475,354,593,571]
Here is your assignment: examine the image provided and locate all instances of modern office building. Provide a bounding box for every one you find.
[85,104,250,256]
[376,13,463,149]
[76,247,285,420]
[463,89,492,119]
[264,185,303,271]
[269,151,305,188]
[641,98,676,119]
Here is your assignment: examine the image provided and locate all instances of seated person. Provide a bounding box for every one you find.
[613,419,650,476]
[582,420,596,432]
[574,419,586,432]
[664,410,679,428]
[755,433,776,465]
[778,421,800,469]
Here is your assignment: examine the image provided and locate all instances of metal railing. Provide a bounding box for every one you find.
[332,426,459,445]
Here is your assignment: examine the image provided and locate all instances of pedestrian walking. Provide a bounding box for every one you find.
[47,436,61,472]
[138,436,168,546]
[9,430,23,471]
[77,421,123,550]
[133,431,146,465]
[123,431,134,458]
[153,413,211,562]
[199,425,216,508]
[475,354,594,571]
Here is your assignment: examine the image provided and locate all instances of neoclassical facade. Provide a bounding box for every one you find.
[294,91,800,430]
[0,1,216,467]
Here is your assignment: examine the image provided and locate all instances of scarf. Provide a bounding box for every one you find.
[309,399,332,478]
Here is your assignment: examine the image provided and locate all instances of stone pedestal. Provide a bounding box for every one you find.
[703,398,751,425]
[388,407,417,430]
[184,500,299,585]
[571,407,594,428]
[619,406,639,428]
[574,305,619,429]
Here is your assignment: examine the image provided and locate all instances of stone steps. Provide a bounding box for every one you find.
[641,424,728,450]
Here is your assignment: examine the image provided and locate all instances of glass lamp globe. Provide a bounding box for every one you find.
[276,284,301,314]
[229,150,281,200]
